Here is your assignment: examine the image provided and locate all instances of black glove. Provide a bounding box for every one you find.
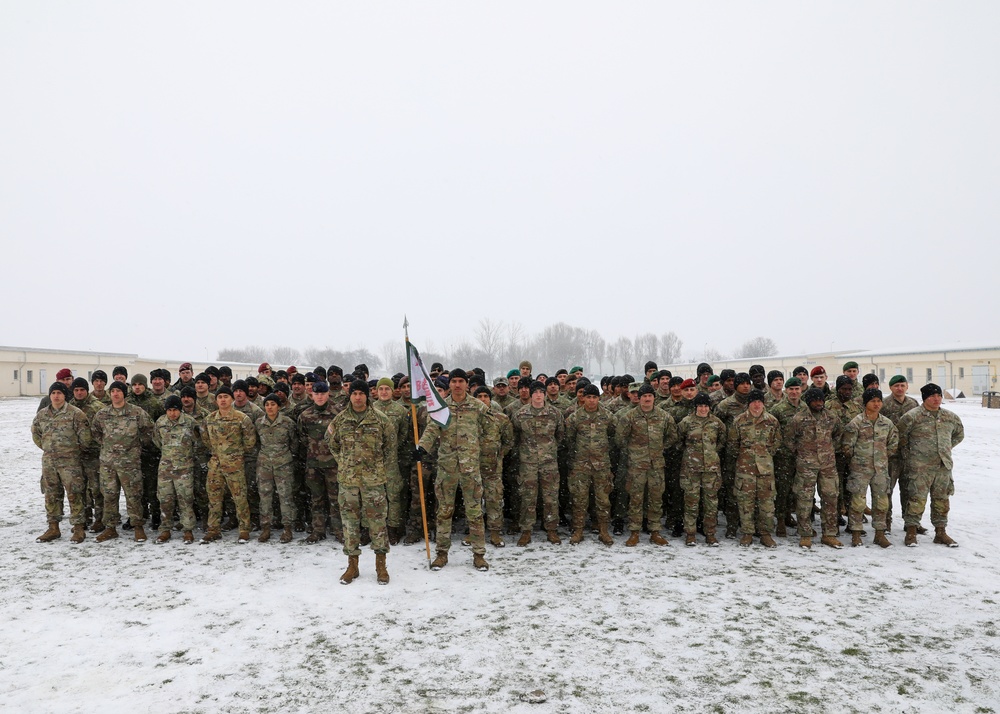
[413,446,427,463]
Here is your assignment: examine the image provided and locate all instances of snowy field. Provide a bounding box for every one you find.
[2,396,999,714]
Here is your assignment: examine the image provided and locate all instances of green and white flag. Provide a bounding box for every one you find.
[407,341,451,428]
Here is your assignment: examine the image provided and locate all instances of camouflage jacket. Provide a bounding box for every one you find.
[480,404,513,472]
[297,401,345,468]
[196,393,218,413]
[896,405,964,471]
[512,402,565,467]
[714,393,749,428]
[328,405,395,488]
[418,395,491,474]
[201,408,257,463]
[709,389,734,408]
[785,407,842,470]
[169,378,196,394]
[373,398,411,478]
[234,401,265,459]
[153,413,199,472]
[728,409,782,476]
[614,405,679,471]
[663,399,695,428]
[880,394,919,425]
[841,413,898,479]
[91,403,153,464]
[31,403,92,458]
[765,389,784,409]
[92,390,112,406]
[769,398,807,457]
[255,413,299,470]
[825,395,863,428]
[503,398,531,420]
[564,405,615,471]
[605,395,635,415]
[127,390,165,424]
[493,393,515,410]
[70,394,105,456]
[677,413,726,473]
[181,404,211,464]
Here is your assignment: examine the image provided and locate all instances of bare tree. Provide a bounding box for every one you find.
[474,318,504,377]
[502,321,527,371]
[615,336,634,375]
[270,346,302,366]
[659,331,683,365]
[591,332,606,374]
[218,345,269,363]
[703,346,728,362]
[736,337,779,359]
[634,333,659,368]
[606,341,619,373]
[381,340,405,375]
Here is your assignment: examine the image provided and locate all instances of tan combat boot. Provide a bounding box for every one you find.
[36,523,61,543]
[739,534,753,547]
[625,531,641,547]
[705,533,720,547]
[96,526,119,542]
[280,526,293,543]
[821,535,843,549]
[685,533,697,547]
[70,525,86,544]
[375,553,389,584]
[570,528,585,545]
[90,520,105,534]
[238,530,250,544]
[650,531,669,546]
[775,523,787,538]
[430,550,448,570]
[156,531,171,544]
[340,555,360,584]
[257,526,271,543]
[874,530,892,548]
[473,553,490,571]
[904,525,918,547]
[851,531,863,547]
[489,531,505,548]
[597,520,614,546]
[183,531,194,544]
[933,527,958,547]
[799,536,812,549]
[546,530,562,545]
[201,528,221,544]
[517,531,532,547]
[760,533,777,549]
[134,525,147,543]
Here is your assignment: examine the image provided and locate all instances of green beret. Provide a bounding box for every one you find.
[376,377,394,390]
[888,375,907,387]
[570,365,583,374]
[785,377,802,388]
[843,361,859,371]
[706,375,720,385]
[506,369,519,379]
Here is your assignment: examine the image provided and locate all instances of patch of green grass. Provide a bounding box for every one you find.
[841,647,863,656]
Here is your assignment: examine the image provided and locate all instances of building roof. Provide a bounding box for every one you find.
[838,342,1000,359]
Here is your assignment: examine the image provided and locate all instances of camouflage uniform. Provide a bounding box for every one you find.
[614,406,679,533]
[880,393,919,527]
[841,412,898,532]
[406,404,438,539]
[826,395,863,518]
[418,395,491,555]
[201,408,257,532]
[502,398,531,529]
[255,412,299,528]
[480,404,513,535]
[182,403,211,523]
[31,402,92,527]
[769,397,807,531]
[676,412,726,536]
[372,398,411,532]
[662,399,695,531]
[128,390,165,525]
[728,409,782,536]
[70,393,105,525]
[511,402,565,533]
[196,393,217,413]
[328,405,395,557]
[564,404,615,530]
[298,400,346,537]
[786,407,842,538]
[897,405,964,529]
[709,388,733,408]
[91,404,154,528]
[714,392,749,535]
[152,412,199,533]
[234,400,265,525]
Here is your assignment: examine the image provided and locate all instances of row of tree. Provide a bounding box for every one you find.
[218,321,778,378]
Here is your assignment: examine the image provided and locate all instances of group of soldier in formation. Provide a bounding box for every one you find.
[30,356,964,585]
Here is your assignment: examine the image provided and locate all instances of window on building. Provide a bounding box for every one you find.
[13,370,18,380]
[906,367,913,382]
[879,368,885,381]
[926,368,933,383]
[960,367,965,379]
[27,370,33,383]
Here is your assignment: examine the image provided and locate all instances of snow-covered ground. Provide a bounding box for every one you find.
[2,397,999,713]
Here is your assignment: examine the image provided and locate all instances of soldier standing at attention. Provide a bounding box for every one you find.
[786,388,843,549]
[297,380,345,543]
[880,375,919,533]
[897,383,964,548]
[841,388,898,548]
[372,377,411,545]
[328,380,395,585]
[255,393,299,543]
[769,377,807,537]
[511,380,566,546]
[200,385,257,544]
[152,395,199,544]
[676,392,726,547]
[563,384,615,546]
[474,386,513,548]
[31,382,92,543]
[729,390,782,548]
[69,377,105,532]
[91,369,111,406]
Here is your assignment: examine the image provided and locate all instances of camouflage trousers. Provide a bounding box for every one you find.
[627,465,664,533]
[835,453,849,516]
[408,461,436,534]
[157,467,196,532]
[679,466,720,535]
[887,456,907,528]
[517,460,560,532]
[306,466,341,536]
[82,454,103,524]
[662,449,684,528]
[41,454,85,526]
[141,449,160,523]
[194,462,209,523]
[244,458,259,524]
[611,452,628,522]
[794,463,838,538]
[905,464,953,528]
[340,484,388,556]
[481,462,504,533]
[386,466,406,530]
[773,452,796,528]
[502,453,519,525]
[568,463,612,528]
[436,467,486,555]
[735,471,775,535]
[207,457,250,532]
[258,462,296,527]
[848,468,888,532]
[101,458,145,528]
[718,457,740,534]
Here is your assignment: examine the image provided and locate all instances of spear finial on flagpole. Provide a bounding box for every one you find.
[403,315,410,342]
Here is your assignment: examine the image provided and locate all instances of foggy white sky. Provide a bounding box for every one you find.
[2,2,998,365]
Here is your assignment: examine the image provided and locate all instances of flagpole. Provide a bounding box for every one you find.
[404,317,433,566]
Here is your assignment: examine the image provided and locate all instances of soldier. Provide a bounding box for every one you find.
[328,380,395,585]
[31,382,92,543]
[897,383,964,548]
[256,393,299,542]
[128,373,165,530]
[511,380,566,546]
[765,370,784,407]
[662,379,697,536]
[710,369,736,407]
[748,365,767,392]
[786,387,843,549]
[643,360,658,382]
[69,377,105,531]
[842,361,864,399]
[563,384,615,545]
[615,383,679,547]
[415,368,491,571]
[492,376,514,410]
[179,386,211,528]
[373,377,411,545]
[519,360,533,382]
[232,380,264,529]
[677,393,726,546]
[827,375,863,528]
[150,369,171,402]
[91,381,154,543]
[769,376,807,537]
[297,380,345,543]
[880,374,919,533]
[696,363,713,392]
[715,372,752,538]
[200,386,256,543]
[729,390,782,548]
[37,368,75,412]
[809,366,832,398]
[194,373,216,412]
[91,369,111,405]
[152,395,199,544]
[170,362,196,394]
[474,386,513,547]
[506,369,521,394]
[841,388,898,548]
